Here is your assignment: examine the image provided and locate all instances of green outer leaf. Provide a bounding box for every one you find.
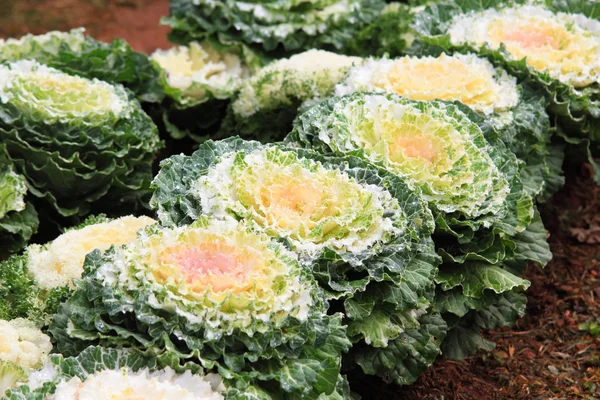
[0,64,163,218]
[439,291,527,360]
[432,260,530,360]
[0,202,38,257]
[0,253,72,325]
[0,157,27,220]
[0,145,38,256]
[164,0,385,56]
[349,312,447,385]
[0,29,164,104]
[509,210,552,268]
[435,262,530,297]
[341,3,415,57]
[411,0,600,142]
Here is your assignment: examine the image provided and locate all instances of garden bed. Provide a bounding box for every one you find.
[2,1,598,398]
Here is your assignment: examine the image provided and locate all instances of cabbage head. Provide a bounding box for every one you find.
[163,0,385,56]
[0,318,52,397]
[149,40,257,141]
[0,28,164,104]
[150,138,445,385]
[288,93,552,360]
[49,217,350,398]
[221,50,362,142]
[3,346,232,400]
[0,215,155,325]
[0,60,163,218]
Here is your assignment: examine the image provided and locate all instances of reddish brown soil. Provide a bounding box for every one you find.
[2,2,599,398]
[0,0,170,53]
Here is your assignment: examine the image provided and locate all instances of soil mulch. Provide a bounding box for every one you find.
[1,0,170,53]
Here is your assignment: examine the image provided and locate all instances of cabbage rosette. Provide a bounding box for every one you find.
[164,0,385,55]
[0,28,164,104]
[290,93,546,264]
[0,60,163,217]
[0,145,38,256]
[0,318,52,397]
[149,40,258,142]
[3,346,235,400]
[150,138,446,385]
[288,93,552,359]
[411,0,600,171]
[221,50,362,142]
[49,217,350,398]
[335,52,559,199]
[0,215,155,325]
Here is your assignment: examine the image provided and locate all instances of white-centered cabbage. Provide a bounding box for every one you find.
[47,368,225,400]
[336,53,518,115]
[0,164,27,220]
[97,218,313,334]
[26,215,156,290]
[232,50,362,117]
[151,41,250,103]
[448,4,600,87]
[0,318,51,370]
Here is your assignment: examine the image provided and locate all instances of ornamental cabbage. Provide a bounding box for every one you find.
[164,0,385,55]
[150,138,445,385]
[4,346,228,400]
[0,318,51,397]
[50,217,350,398]
[335,53,558,198]
[0,145,38,256]
[337,53,519,115]
[0,28,164,104]
[447,3,600,88]
[288,93,552,359]
[0,60,163,217]
[411,0,600,177]
[149,40,257,141]
[0,215,155,325]
[222,50,362,142]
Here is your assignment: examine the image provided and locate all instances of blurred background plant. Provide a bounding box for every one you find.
[0,0,170,53]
